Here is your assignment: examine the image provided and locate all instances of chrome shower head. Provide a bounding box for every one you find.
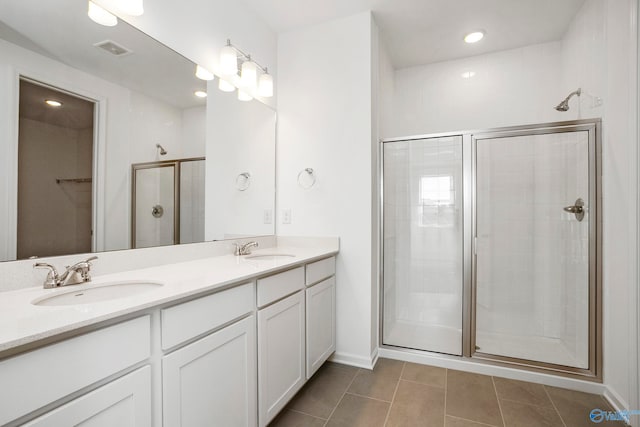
[156,143,167,156]
[555,88,581,112]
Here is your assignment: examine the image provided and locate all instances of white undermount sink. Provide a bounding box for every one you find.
[245,254,296,261]
[32,281,164,307]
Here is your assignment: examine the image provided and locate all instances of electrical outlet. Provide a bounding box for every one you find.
[263,209,272,224]
[282,209,291,224]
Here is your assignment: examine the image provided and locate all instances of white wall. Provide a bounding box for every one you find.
[101,0,278,108]
[277,11,377,367]
[387,41,563,137]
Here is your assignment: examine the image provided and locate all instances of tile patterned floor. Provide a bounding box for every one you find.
[269,358,624,427]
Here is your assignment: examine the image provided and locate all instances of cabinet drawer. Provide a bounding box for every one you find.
[0,316,150,426]
[162,282,254,350]
[257,267,304,308]
[305,257,336,286]
[24,366,152,427]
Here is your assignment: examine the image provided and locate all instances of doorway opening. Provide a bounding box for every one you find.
[17,78,96,259]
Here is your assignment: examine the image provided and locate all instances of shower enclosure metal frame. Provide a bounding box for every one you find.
[379,118,602,381]
[131,157,205,249]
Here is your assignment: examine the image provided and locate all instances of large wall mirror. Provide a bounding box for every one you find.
[0,0,276,262]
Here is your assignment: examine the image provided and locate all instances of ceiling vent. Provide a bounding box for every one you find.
[93,40,132,57]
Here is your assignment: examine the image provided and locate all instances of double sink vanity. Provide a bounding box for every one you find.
[0,238,339,426]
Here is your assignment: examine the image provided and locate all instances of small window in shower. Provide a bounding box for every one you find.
[419,174,455,228]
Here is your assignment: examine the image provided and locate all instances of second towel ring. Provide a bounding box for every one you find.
[297,168,316,189]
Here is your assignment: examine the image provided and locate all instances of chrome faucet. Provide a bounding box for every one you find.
[34,256,98,289]
[233,241,259,256]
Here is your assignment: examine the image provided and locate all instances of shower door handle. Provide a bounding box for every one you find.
[563,198,585,221]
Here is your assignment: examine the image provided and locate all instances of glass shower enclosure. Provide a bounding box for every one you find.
[132,158,205,249]
[381,120,601,379]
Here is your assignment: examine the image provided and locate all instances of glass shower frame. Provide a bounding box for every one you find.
[131,157,205,249]
[379,119,602,381]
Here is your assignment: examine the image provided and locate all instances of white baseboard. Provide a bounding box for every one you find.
[330,348,378,370]
[603,386,634,426]
[378,347,606,395]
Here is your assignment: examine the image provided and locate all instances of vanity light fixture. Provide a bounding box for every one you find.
[461,71,476,79]
[464,30,485,44]
[240,59,258,90]
[87,0,117,27]
[45,99,63,107]
[220,41,239,75]
[258,71,274,97]
[194,90,207,98]
[219,39,274,98]
[218,79,235,92]
[237,90,253,102]
[195,65,214,81]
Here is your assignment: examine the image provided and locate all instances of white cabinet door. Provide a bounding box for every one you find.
[306,277,336,378]
[162,315,257,427]
[24,366,151,427]
[258,291,305,426]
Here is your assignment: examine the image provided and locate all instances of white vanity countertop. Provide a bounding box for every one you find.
[0,241,338,355]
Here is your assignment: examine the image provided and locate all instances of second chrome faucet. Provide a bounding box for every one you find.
[234,241,258,256]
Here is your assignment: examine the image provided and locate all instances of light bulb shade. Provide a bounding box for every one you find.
[237,90,253,101]
[240,61,257,89]
[115,0,143,16]
[88,1,117,26]
[195,65,214,81]
[220,45,238,75]
[218,79,235,92]
[258,73,273,97]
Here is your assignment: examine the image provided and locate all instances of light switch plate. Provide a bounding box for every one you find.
[282,209,291,224]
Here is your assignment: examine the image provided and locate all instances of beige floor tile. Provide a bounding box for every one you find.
[268,409,326,427]
[287,362,359,419]
[499,400,563,427]
[493,377,553,407]
[445,370,503,426]
[386,380,445,427]
[401,362,446,388]
[545,386,625,427]
[347,358,404,401]
[445,416,498,426]
[325,393,390,427]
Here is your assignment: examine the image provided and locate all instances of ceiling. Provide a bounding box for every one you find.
[240,0,586,68]
[19,80,95,130]
[0,0,206,109]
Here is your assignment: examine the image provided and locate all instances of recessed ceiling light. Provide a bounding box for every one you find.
[45,99,63,107]
[461,71,476,79]
[87,0,117,27]
[194,91,207,98]
[464,31,485,44]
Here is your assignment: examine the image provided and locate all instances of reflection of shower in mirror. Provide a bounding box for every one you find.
[156,143,167,156]
[555,88,581,112]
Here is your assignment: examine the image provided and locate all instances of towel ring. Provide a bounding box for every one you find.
[236,172,251,191]
[297,168,316,189]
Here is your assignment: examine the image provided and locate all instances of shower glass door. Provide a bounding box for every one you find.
[383,136,463,355]
[474,126,595,370]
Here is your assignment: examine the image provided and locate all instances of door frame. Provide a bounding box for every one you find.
[469,120,602,380]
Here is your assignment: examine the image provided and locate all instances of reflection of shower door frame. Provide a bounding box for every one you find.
[131,157,204,249]
[379,119,602,381]
[470,120,602,380]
